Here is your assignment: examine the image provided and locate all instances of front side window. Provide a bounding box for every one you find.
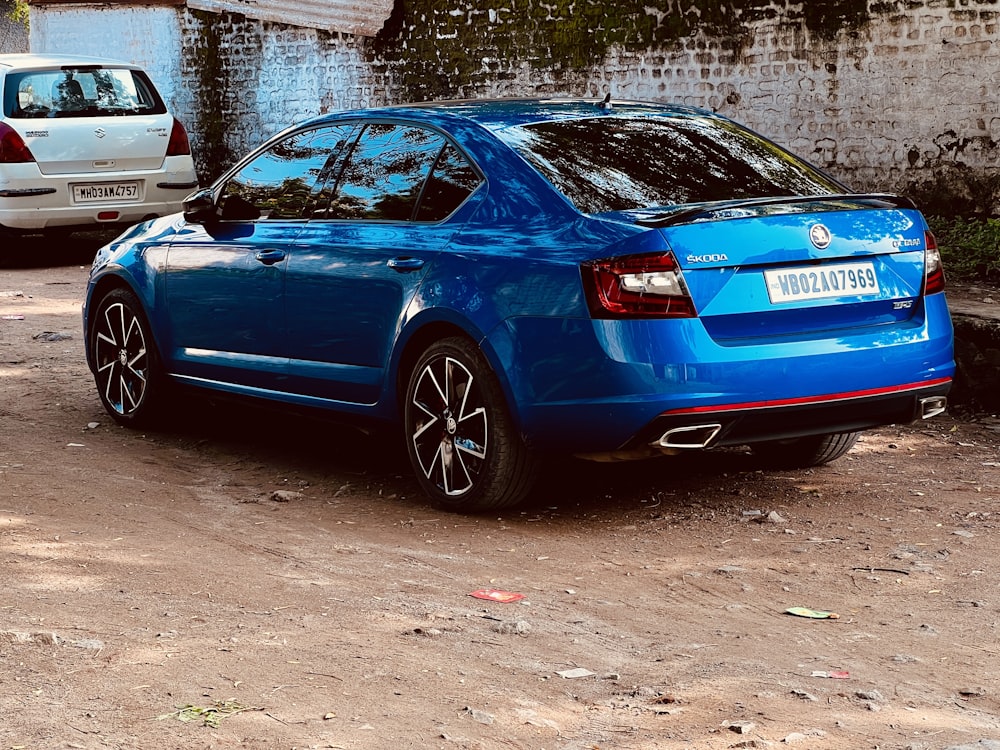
[218,125,355,221]
[3,67,166,118]
[495,114,845,214]
[320,124,475,222]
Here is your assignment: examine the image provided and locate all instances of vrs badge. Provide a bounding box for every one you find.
[809,223,832,249]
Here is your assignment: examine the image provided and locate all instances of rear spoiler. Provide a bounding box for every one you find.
[636,193,919,228]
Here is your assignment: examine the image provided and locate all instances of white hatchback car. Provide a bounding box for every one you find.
[0,53,198,238]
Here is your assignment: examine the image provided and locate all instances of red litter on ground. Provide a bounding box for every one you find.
[469,589,525,603]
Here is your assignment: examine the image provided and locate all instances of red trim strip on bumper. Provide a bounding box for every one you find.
[661,377,953,416]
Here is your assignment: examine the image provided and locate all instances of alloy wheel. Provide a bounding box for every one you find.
[409,354,488,496]
[93,301,149,416]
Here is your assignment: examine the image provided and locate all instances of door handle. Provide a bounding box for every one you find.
[387,257,425,272]
[255,249,286,265]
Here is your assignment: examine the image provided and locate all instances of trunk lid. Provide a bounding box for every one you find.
[641,197,931,340]
[4,63,172,174]
[23,114,172,174]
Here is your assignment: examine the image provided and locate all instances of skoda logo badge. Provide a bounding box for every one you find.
[809,223,832,249]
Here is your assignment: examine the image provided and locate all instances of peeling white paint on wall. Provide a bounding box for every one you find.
[29,6,183,108]
[27,2,1000,194]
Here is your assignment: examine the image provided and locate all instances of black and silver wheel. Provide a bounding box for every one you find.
[751,431,860,468]
[89,288,165,427]
[404,337,538,512]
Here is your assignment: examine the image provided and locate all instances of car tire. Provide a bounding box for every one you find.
[89,287,167,427]
[751,431,860,468]
[404,337,539,512]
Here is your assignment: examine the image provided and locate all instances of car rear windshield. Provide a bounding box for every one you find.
[494,114,845,214]
[3,66,167,119]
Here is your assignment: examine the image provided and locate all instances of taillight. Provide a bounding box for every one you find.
[923,230,946,295]
[166,117,192,156]
[584,252,697,318]
[0,122,35,163]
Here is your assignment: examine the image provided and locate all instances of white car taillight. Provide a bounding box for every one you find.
[923,230,946,295]
[584,252,697,318]
[166,117,192,157]
[0,123,35,164]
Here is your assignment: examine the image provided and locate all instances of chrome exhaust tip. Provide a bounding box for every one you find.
[655,423,722,449]
[919,396,947,419]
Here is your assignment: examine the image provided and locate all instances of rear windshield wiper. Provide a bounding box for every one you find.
[96,106,144,116]
[636,193,918,228]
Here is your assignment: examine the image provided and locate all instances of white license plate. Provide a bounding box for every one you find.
[72,182,140,203]
[765,262,880,304]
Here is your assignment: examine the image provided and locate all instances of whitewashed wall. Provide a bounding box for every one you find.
[30,6,184,116]
[28,2,1000,208]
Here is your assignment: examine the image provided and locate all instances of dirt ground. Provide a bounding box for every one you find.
[2,237,999,750]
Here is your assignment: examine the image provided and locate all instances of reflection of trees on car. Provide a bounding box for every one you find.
[322,125,444,220]
[223,175,315,220]
[53,73,86,111]
[91,70,138,111]
[220,129,345,220]
[507,117,843,214]
[418,145,481,221]
[321,125,480,222]
[215,121,482,225]
[12,68,162,118]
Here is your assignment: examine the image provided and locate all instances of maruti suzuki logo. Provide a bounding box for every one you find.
[94,128,107,139]
[809,223,832,249]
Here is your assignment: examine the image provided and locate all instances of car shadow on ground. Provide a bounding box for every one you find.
[0,230,119,268]
[138,390,778,519]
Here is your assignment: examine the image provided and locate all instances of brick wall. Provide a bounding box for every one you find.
[28,1,1000,211]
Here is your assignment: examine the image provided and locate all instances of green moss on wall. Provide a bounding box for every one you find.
[370,0,876,101]
[190,10,234,181]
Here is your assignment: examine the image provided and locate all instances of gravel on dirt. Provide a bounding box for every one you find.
[2,251,999,750]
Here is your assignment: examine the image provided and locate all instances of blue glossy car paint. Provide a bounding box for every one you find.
[84,99,955,503]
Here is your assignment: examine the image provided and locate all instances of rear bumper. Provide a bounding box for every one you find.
[489,294,955,453]
[0,160,197,231]
[623,377,952,450]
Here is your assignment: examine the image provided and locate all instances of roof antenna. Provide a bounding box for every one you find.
[600,92,612,110]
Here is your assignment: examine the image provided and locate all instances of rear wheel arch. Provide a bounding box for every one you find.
[402,334,540,511]
[393,319,521,427]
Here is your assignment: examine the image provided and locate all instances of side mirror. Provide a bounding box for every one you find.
[182,188,217,224]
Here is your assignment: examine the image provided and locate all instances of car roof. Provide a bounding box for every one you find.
[0,53,141,72]
[309,98,717,133]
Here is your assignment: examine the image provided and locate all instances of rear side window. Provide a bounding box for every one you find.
[3,67,167,118]
[319,124,481,222]
[495,115,845,214]
[218,125,355,221]
[416,143,482,222]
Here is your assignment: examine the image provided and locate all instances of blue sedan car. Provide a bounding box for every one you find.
[83,98,954,511]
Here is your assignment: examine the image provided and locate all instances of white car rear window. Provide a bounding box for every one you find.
[3,66,166,119]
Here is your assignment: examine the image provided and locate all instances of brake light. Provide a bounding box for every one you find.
[166,117,192,156]
[584,252,697,318]
[923,230,946,295]
[0,123,35,163]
